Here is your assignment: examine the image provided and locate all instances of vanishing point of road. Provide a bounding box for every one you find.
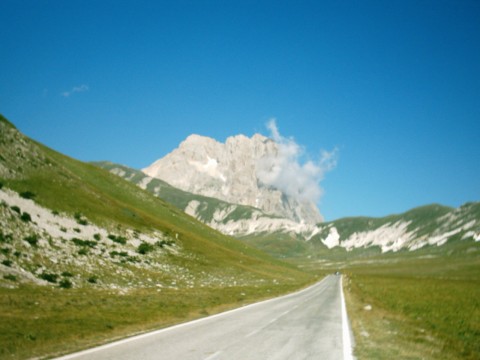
[57,275,354,360]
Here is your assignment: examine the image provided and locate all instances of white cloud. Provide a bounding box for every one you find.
[257,119,338,203]
[61,84,89,97]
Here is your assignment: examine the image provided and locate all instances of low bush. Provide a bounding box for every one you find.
[107,234,127,245]
[3,274,16,281]
[10,205,20,214]
[0,232,13,243]
[19,191,35,200]
[127,256,140,263]
[61,271,74,277]
[93,233,101,241]
[39,273,58,283]
[156,240,174,248]
[59,279,72,289]
[2,259,12,267]
[24,235,39,247]
[74,212,88,225]
[137,242,154,254]
[20,212,32,222]
[110,250,128,257]
[87,276,98,284]
[71,238,96,248]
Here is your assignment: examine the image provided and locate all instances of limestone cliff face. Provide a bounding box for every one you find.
[142,134,323,224]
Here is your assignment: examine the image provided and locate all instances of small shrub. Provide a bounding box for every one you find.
[60,227,67,232]
[3,274,16,281]
[73,228,81,233]
[51,210,59,216]
[61,271,73,277]
[20,212,32,222]
[127,256,140,263]
[10,205,21,214]
[24,234,39,247]
[137,242,154,255]
[59,279,72,289]
[110,250,128,257]
[108,234,127,245]
[156,240,174,248]
[74,212,88,225]
[13,251,21,258]
[0,181,3,189]
[93,233,101,241]
[71,238,96,248]
[78,248,88,256]
[0,232,13,243]
[1,247,10,255]
[87,276,98,284]
[39,273,58,283]
[19,191,35,200]
[2,259,12,267]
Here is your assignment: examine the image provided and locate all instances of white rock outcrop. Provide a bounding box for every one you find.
[143,133,323,224]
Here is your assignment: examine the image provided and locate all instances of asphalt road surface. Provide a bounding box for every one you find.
[57,275,354,360]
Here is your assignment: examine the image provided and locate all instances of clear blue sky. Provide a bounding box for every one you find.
[1,0,479,221]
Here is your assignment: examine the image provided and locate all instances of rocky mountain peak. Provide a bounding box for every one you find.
[142,133,323,224]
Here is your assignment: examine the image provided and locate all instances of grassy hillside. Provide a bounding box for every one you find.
[0,115,313,359]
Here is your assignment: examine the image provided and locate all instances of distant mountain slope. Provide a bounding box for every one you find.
[95,161,479,256]
[0,114,310,289]
[314,203,480,252]
[142,133,323,224]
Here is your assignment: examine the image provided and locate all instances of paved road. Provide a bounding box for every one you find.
[57,275,354,360]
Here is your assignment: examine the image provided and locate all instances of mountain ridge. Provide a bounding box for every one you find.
[97,161,480,255]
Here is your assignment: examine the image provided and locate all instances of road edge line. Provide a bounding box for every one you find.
[340,275,354,360]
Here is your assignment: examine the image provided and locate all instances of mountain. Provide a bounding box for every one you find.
[0,115,310,289]
[96,161,480,256]
[142,133,323,224]
[95,161,322,240]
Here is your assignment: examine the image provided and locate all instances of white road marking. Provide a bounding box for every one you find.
[340,276,354,360]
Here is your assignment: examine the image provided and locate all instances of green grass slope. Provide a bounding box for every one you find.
[0,115,313,359]
[343,239,480,359]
